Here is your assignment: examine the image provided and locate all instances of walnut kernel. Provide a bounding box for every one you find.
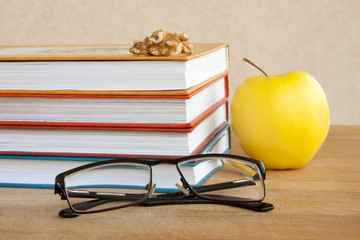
[129,29,193,56]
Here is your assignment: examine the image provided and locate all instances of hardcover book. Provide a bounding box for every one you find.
[0,75,228,129]
[0,43,229,92]
[0,124,231,190]
[0,103,228,158]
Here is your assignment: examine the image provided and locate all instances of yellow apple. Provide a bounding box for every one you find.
[231,58,330,169]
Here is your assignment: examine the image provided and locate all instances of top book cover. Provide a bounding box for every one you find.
[0,43,229,92]
[0,43,227,61]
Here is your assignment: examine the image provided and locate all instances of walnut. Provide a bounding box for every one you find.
[129,39,148,55]
[129,29,193,56]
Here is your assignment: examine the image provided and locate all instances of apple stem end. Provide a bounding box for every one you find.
[243,58,269,77]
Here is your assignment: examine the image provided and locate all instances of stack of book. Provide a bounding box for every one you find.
[0,43,231,189]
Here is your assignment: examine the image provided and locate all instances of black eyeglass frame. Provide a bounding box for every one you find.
[55,153,271,216]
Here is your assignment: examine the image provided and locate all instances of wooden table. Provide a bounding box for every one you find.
[0,125,359,240]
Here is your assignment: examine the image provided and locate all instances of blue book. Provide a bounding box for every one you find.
[0,125,231,190]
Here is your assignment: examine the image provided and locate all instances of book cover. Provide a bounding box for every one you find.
[0,43,227,61]
[0,124,231,189]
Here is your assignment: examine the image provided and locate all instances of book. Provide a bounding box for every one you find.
[0,43,229,92]
[0,103,228,158]
[0,75,228,128]
[0,124,231,190]
[0,43,231,192]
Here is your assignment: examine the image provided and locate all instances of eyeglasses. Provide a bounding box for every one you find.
[55,154,274,218]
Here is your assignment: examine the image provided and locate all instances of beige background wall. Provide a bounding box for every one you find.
[1,0,359,125]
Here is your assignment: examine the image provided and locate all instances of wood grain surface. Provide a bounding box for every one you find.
[0,125,359,240]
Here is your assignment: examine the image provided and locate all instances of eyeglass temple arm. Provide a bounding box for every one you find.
[57,179,259,217]
[62,178,256,201]
[58,198,274,218]
[59,197,274,218]
[190,179,256,194]
[142,199,274,212]
[149,178,257,199]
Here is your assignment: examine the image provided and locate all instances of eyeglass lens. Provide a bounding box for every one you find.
[178,157,265,202]
[64,162,151,213]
